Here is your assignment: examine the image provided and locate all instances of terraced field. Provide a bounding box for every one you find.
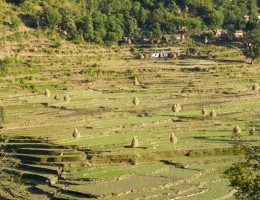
[0,34,259,199]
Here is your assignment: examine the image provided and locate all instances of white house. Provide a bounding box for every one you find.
[160,53,169,58]
[151,53,169,58]
[151,53,160,58]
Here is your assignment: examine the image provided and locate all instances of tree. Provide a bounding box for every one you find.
[138,7,149,27]
[3,0,257,44]
[105,14,124,43]
[92,11,107,43]
[208,10,224,31]
[124,12,138,36]
[41,5,62,29]
[151,23,162,39]
[77,14,94,42]
[224,144,260,199]
[248,0,258,23]
[222,2,247,39]
[106,32,119,43]
[243,24,260,64]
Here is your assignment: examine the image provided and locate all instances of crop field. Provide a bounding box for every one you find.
[0,34,259,199]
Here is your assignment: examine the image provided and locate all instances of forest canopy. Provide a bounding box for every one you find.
[5,0,259,43]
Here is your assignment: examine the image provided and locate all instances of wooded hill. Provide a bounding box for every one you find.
[2,0,259,43]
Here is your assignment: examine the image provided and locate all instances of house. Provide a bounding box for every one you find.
[244,15,250,21]
[172,34,185,41]
[143,38,151,43]
[131,37,143,44]
[160,53,169,58]
[233,31,244,39]
[151,53,169,58]
[162,35,171,43]
[213,29,227,38]
[178,26,189,32]
[151,53,160,58]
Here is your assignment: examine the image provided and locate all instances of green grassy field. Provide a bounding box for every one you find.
[0,33,259,199]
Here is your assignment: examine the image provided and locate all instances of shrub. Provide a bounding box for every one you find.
[130,47,138,54]
[30,84,38,93]
[194,67,205,72]
[0,56,15,76]
[92,63,99,68]
[53,157,62,162]
[41,5,62,29]
[10,14,21,30]
[52,38,62,48]
[0,106,5,124]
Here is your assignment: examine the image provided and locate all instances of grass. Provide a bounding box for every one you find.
[0,33,259,199]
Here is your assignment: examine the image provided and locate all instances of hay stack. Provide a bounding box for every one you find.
[44,88,51,98]
[134,77,139,86]
[172,104,181,113]
[204,37,208,45]
[177,103,181,112]
[131,136,138,148]
[202,105,208,116]
[172,53,177,59]
[133,97,139,106]
[4,138,9,143]
[46,177,58,185]
[233,125,241,136]
[138,54,144,60]
[172,104,178,113]
[127,38,131,46]
[186,49,190,56]
[54,93,60,100]
[252,83,259,91]
[72,128,80,139]
[64,94,70,101]
[210,109,217,118]
[249,126,256,136]
[170,132,177,145]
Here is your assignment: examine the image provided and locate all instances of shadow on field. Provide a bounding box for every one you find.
[160,160,201,171]
[18,14,38,28]
[161,115,192,122]
[160,160,185,168]
[193,136,257,144]
[41,103,48,107]
[215,59,244,63]
[124,146,148,149]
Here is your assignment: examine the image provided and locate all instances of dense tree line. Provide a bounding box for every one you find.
[6,0,260,43]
